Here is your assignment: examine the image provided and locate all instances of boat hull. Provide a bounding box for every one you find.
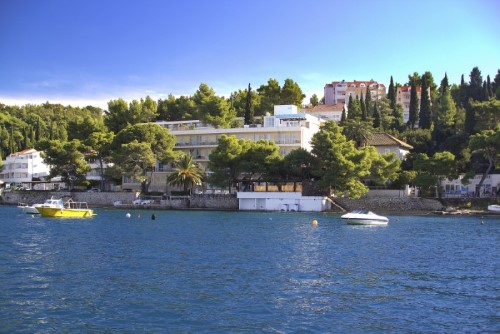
[344,219,388,225]
[341,210,389,225]
[487,205,500,213]
[36,207,94,218]
[18,205,40,214]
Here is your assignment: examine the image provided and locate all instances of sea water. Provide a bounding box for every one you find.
[0,206,498,333]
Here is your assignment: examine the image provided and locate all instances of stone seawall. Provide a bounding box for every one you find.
[1,191,138,207]
[1,191,239,211]
[2,191,444,213]
[334,197,444,213]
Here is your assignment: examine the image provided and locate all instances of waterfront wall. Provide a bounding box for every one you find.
[334,196,444,213]
[2,191,444,213]
[1,191,138,207]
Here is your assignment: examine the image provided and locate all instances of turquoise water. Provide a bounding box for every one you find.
[0,206,498,333]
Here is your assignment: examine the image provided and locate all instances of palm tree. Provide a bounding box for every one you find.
[167,154,204,194]
[343,119,373,148]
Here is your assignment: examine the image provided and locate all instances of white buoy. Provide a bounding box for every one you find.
[311,219,318,226]
[126,213,131,218]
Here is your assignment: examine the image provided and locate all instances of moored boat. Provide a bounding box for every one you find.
[36,199,94,218]
[487,204,500,213]
[17,203,40,214]
[18,197,65,214]
[341,209,389,225]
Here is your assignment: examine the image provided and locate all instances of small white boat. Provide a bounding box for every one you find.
[341,209,389,225]
[18,203,40,214]
[487,204,500,213]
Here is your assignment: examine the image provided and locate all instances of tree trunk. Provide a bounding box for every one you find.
[476,157,493,197]
[99,157,105,191]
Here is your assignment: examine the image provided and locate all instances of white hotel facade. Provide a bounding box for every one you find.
[155,105,323,171]
[0,149,50,188]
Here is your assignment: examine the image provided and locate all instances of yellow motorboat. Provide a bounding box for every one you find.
[36,199,94,218]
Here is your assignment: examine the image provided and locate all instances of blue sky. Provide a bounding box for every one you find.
[1,0,499,109]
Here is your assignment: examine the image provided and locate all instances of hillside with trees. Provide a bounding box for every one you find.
[0,68,498,197]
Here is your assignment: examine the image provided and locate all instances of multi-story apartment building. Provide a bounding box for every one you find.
[124,105,325,192]
[0,149,50,186]
[324,80,386,105]
[156,105,324,171]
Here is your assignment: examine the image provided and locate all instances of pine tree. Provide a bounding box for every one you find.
[419,74,431,129]
[469,67,483,101]
[408,79,419,128]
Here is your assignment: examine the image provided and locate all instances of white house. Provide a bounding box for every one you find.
[0,149,50,186]
[441,174,500,198]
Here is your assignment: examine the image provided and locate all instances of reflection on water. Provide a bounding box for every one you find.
[0,207,498,333]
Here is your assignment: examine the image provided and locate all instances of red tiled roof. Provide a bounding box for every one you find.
[9,148,36,157]
[366,133,413,149]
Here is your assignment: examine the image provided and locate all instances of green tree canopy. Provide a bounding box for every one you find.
[240,139,281,180]
[413,151,457,198]
[280,78,305,106]
[310,94,319,107]
[469,128,500,195]
[36,139,90,190]
[193,83,236,128]
[311,121,374,198]
[111,123,176,192]
[208,135,250,192]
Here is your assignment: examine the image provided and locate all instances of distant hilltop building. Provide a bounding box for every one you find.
[324,80,386,105]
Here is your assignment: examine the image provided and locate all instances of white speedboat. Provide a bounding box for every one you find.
[487,204,500,213]
[18,203,40,214]
[341,210,389,225]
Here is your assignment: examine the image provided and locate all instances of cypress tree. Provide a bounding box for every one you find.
[365,87,372,116]
[493,70,500,93]
[347,95,354,120]
[387,76,396,111]
[459,74,468,108]
[441,73,449,94]
[487,75,493,97]
[244,83,253,124]
[419,74,431,129]
[373,103,381,129]
[360,92,366,121]
[408,79,419,128]
[340,106,347,125]
[482,81,490,101]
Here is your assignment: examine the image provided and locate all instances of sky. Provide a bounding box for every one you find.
[1,0,499,110]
